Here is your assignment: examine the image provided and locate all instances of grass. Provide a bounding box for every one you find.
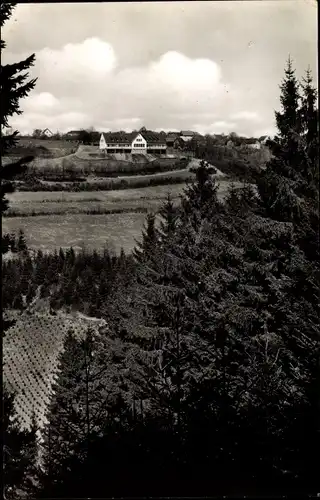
[5,181,239,217]
[2,180,241,254]
[6,184,187,202]
[5,138,78,159]
[2,213,149,254]
[16,171,195,192]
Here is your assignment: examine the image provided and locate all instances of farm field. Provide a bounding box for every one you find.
[5,138,78,158]
[2,212,149,254]
[4,180,239,217]
[3,180,241,252]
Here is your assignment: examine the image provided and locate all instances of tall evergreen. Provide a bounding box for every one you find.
[3,386,40,499]
[257,58,316,221]
[181,160,221,229]
[39,328,120,497]
[1,2,37,218]
[133,212,159,263]
[158,193,179,243]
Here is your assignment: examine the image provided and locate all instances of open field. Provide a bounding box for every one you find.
[5,138,78,158]
[3,180,242,253]
[2,213,149,254]
[5,180,239,217]
[18,138,77,148]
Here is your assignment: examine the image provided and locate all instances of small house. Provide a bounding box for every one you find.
[41,128,53,138]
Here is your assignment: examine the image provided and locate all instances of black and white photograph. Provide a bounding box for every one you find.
[1,0,319,497]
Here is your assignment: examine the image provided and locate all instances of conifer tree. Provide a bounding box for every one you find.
[257,58,310,221]
[181,160,221,229]
[300,68,318,179]
[17,229,28,254]
[1,2,37,219]
[39,328,118,497]
[133,212,159,263]
[158,193,179,243]
[3,386,40,499]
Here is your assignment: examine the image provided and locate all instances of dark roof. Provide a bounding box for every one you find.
[180,130,195,136]
[101,131,166,145]
[66,130,82,135]
[141,131,165,144]
[244,137,259,144]
[101,132,135,143]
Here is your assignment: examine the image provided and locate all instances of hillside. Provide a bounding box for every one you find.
[3,302,106,431]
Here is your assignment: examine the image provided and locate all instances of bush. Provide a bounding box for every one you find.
[26,156,190,181]
[16,171,194,192]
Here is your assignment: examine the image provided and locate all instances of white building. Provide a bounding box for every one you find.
[99,131,167,154]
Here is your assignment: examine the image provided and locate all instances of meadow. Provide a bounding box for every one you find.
[2,212,149,254]
[3,180,241,253]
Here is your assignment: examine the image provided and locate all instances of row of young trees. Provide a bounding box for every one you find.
[2,246,136,315]
[16,60,317,497]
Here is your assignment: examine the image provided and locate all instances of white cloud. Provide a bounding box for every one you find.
[24,92,60,113]
[37,38,117,80]
[8,38,268,136]
[230,111,261,122]
[193,121,237,136]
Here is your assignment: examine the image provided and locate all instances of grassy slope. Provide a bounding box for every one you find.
[3,181,241,252]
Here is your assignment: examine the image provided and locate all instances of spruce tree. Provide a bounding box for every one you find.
[1,2,37,219]
[133,212,159,263]
[181,160,221,229]
[3,386,40,499]
[257,58,311,221]
[17,229,28,254]
[39,328,118,497]
[158,193,179,243]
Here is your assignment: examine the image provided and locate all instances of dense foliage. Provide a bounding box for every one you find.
[184,134,271,182]
[2,247,136,315]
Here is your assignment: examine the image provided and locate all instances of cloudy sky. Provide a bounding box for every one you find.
[2,1,317,137]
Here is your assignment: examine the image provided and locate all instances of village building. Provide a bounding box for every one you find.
[41,128,53,138]
[166,132,180,146]
[99,131,167,155]
[64,130,82,140]
[180,130,197,141]
[258,135,270,145]
[173,137,188,150]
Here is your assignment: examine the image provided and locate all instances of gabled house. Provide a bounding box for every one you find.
[180,130,196,141]
[42,128,53,138]
[99,131,167,154]
[173,137,187,150]
[247,139,261,150]
[258,135,269,145]
[166,133,180,146]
